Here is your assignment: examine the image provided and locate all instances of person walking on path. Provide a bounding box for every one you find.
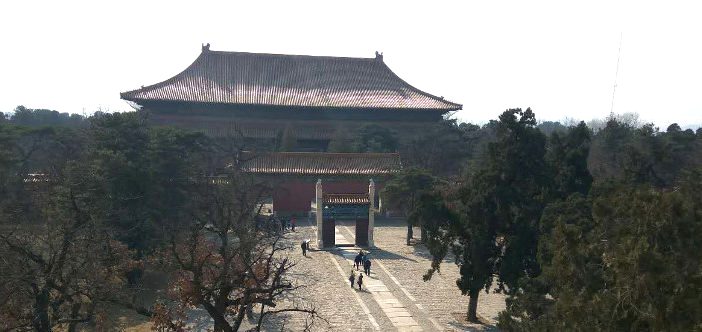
[349,269,356,288]
[354,253,362,270]
[300,240,307,257]
[357,273,364,290]
[363,258,372,276]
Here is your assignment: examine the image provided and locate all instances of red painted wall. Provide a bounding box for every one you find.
[273,180,383,214]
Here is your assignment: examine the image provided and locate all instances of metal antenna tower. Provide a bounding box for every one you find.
[610,33,623,114]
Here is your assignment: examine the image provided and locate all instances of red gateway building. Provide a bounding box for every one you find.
[121,44,460,221]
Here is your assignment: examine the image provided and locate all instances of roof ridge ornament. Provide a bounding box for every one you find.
[202,43,211,52]
[375,51,383,62]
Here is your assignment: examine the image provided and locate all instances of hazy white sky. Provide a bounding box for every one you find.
[1,1,700,127]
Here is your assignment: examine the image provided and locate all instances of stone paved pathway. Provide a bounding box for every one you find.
[236,217,505,331]
[340,219,505,331]
[234,220,374,331]
[338,248,422,331]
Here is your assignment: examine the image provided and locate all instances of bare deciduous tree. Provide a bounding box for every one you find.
[152,170,318,332]
[0,161,135,332]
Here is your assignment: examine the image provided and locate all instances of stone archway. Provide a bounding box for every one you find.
[315,179,376,248]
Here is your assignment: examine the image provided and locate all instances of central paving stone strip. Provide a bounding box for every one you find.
[338,248,423,332]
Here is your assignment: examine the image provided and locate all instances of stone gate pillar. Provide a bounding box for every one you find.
[315,179,323,248]
[368,179,375,247]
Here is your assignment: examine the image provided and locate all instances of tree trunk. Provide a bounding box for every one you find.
[467,288,480,323]
[230,302,248,332]
[214,319,234,332]
[67,302,82,332]
[246,303,254,319]
[33,288,51,332]
[203,302,234,332]
[406,224,413,245]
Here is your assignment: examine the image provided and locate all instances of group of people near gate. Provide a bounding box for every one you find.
[260,214,297,233]
[349,250,372,290]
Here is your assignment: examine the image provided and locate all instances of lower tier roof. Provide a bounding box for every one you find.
[239,151,401,176]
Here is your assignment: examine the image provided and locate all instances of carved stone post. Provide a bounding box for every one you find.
[315,179,323,248]
[368,179,375,247]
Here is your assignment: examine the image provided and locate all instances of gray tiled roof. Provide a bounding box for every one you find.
[239,151,401,175]
[121,47,460,111]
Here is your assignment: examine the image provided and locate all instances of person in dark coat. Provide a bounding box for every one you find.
[354,253,362,270]
[300,240,307,257]
[363,258,372,276]
[349,269,356,288]
[357,273,364,290]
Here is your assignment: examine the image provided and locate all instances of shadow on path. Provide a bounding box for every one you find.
[370,247,419,263]
[410,244,456,264]
[447,317,499,332]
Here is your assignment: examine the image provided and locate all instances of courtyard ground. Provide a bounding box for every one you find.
[236,218,506,331]
[108,218,506,331]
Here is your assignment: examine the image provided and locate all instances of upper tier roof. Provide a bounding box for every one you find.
[121,45,461,112]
